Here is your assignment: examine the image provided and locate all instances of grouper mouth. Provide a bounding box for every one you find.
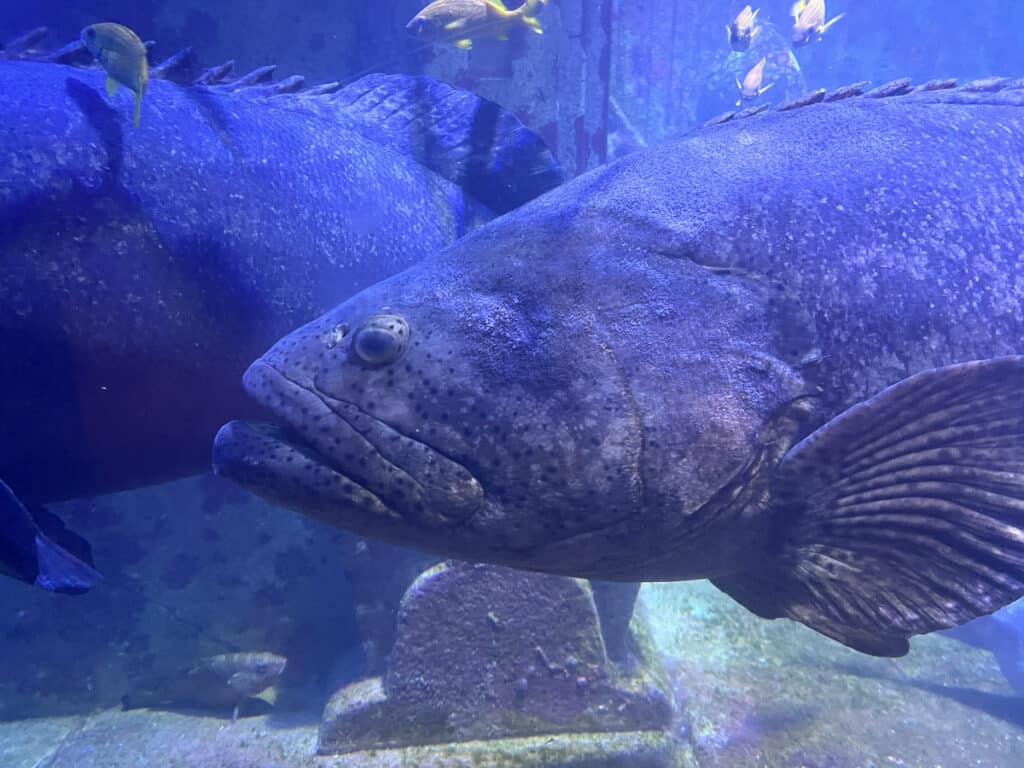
[213,361,486,539]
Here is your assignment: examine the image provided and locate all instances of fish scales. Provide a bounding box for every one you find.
[215,78,1024,656]
[0,63,460,501]
[0,41,560,593]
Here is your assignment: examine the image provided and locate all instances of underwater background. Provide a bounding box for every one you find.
[2,1,1024,766]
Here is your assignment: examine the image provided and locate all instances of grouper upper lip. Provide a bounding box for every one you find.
[217,360,486,532]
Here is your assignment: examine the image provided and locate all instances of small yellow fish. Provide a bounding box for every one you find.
[81,22,148,127]
[406,0,548,51]
[791,0,846,47]
[727,6,760,52]
[736,57,774,105]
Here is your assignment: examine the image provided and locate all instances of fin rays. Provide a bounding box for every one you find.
[717,357,1024,657]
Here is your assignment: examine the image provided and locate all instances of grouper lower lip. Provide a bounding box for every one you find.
[213,361,485,537]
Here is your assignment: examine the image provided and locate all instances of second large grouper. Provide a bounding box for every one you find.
[0,39,560,593]
[215,79,1024,657]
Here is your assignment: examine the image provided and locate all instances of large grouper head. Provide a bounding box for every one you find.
[214,85,1024,657]
[213,156,812,581]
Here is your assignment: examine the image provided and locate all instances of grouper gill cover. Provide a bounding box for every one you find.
[9,4,1024,767]
[216,78,1024,658]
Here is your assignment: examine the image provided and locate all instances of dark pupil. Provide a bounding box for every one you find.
[86,28,96,39]
[358,330,395,360]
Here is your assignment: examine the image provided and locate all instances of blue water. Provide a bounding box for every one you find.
[1,2,1023,766]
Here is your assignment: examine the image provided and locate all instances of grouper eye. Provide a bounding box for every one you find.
[350,313,410,367]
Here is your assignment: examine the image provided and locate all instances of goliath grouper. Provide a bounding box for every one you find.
[215,77,1024,656]
[0,33,560,594]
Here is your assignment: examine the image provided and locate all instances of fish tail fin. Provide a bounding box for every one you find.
[819,11,846,36]
[0,480,101,595]
[521,15,543,35]
[519,0,547,34]
[713,357,1024,657]
[252,685,279,706]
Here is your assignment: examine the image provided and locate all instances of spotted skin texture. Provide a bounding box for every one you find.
[0,60,559,507]
[216,80,1024,652]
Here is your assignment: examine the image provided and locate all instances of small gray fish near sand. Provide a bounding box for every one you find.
[122,652,286,721]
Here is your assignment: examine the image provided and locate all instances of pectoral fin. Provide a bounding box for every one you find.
[0,479,101,595]
[453,38,473,50]
[443,18,469,31]
[105,75,119,97]
[714,357,1024,657]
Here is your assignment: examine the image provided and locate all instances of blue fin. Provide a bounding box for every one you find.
[0,480,100,595]
[333,74,563,213]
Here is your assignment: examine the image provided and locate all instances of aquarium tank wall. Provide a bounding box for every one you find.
[1,1,1024,766]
